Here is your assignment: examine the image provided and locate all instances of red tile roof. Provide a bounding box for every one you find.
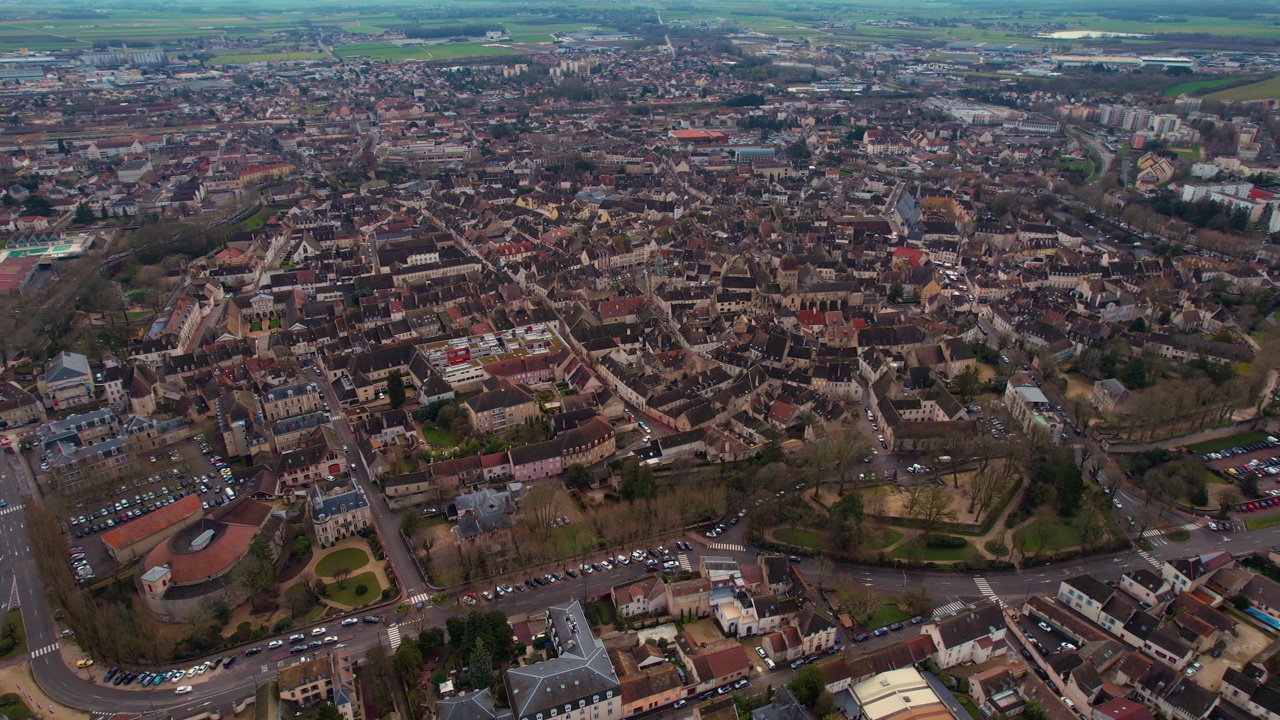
[101,494,203,551]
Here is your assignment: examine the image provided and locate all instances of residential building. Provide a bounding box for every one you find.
[921,602,1007,669]
[310,483,371,548]
[39,351,94,410]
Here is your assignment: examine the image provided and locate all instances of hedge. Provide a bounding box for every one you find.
[925,535,968,549]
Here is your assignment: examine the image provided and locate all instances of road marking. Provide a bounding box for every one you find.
[30,642,58,658]
[677,554,692,572]
[387,624,403,650]
[0,503,22,516]
[709,542,745,553]
[1137,549,1163,569]
[407,592,432,606]
[932,600,967,619]
[973,577,1006,608]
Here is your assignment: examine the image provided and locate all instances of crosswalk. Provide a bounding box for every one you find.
[932,600,968,619]
[30,642,58,658]
[1137,549,1164,569]
[386,624,403,650]
[406,592,432,606]
[974,577,1006,608]
[0,503,22,517]
[677,553,692,572]
[709,542,746,553]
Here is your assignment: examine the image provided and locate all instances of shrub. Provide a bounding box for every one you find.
[272,617,293,633]
[925,535,968,549]
[355,583,369,596]
[383,588,395,601]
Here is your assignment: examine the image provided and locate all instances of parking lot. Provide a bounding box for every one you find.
[50,433,236,581]
[1200,436,1280,514]
[1017,615,1080,660]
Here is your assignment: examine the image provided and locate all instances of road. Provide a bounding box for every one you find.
[1071,129,1112,185]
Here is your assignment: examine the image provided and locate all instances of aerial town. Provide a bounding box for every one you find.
[4,4,1280,720]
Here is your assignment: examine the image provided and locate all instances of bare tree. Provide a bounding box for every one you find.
[333,566,353,589]
[905,483,957,540]
[814,555,834,594]
[836,589,881,629]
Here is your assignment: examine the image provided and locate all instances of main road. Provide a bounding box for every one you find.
[11,394,1280,717]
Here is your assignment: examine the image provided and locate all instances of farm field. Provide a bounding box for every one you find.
[1163,77,1244,96]
[1206,75,1280,102]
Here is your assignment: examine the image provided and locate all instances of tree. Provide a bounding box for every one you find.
[953,365,981,404]
[814,555,834,593]
[332,566,352,589]
[901,587,934,617]
[468,639,495,690]
[236,534,277,598]
[831,426,871,493]
[400,508,423,538]
[835,589,880,629]
[565,463,593,490]
[307,703,343,720]
[386,370,406,409]
[904,483,957,540]
[74,202,93,225]
[618,458,657,501]
[788,664,826,707]
[393,640,423,683]
[787,139,812,160]
[888,282,904,303]
[417,627,445,655]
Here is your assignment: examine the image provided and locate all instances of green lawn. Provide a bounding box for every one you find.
[212,51,325,64]
[0,693,32,720]
[889,538,975,562]
[1013,520,1084,554]
[420,425,457,447]
[549,523,598,557]
[1163,77,1243,96]
[1188,431,1272,454]
[957,696,982,720]
[1166,529,1192,542]
[324,572,381,607]
[0,609,27,660]
[1206,75,1280,101]
[865,602,908,629]
[775,527,827,551]
[1247,514,1280,531]
[865,528,904,550]
[315,547,370,577]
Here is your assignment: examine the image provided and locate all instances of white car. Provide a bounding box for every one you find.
[324,635,339,644]
[600,560,613,570]
[311,627,327,636]
[267,640,284,649]
[186,667,199,678]
[616,555,629,565]
[175,686,192,695]
[341,618,359,626]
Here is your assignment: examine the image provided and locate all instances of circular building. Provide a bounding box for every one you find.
[139,497,281,622]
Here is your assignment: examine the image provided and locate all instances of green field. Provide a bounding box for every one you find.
[1013,520,1085,554]
[1163,77,1244,97]
[0,1,1276,55]
[1247,514,1280,531]
[315,547,370,577]
[212,51,325,64]
[334,41,520,61]
[865,601,909,630]
[1206,76,1280,102]
[889,537,975,562]
[775,527,826,551]
[324,571,381,606]
[1188,431,1272,454]
[0,609,26,660]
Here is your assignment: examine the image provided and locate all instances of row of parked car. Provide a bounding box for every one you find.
[1201,437,1280,463]
[851,614,926,642]
[104,655,237,689]
[68,545,93,583]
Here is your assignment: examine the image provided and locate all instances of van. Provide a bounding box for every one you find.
[937,456,952,464]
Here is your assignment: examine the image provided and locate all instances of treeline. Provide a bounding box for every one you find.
[402,24,504,39]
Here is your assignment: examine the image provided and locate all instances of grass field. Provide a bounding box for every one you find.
[865,601,908,630]
[419,425,457,447]
[1206,76,1280,102]
[1247,514,1280,531]
[1166,529,1192,542]
[1188,431,1272,454]
[0,693,32,720]
[889,537,974,562]
[212,51,325,64]
[775,527,826,551]
[315,547,370,577]
[1013,519,1084,554]
[1163,77,1243,96]
[324,571,380,607]
[333,41,520,61]
[0,610,26,660]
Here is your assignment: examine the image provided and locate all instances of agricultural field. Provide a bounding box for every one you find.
[1205,75,1280,102]
[1163,77,1244,97]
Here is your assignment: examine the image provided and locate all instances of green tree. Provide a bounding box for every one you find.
[236,534,277,597]
[393,640,423,683]
[788,664,826,707]
[306,703,342,720]
[618,458,657,501]
[565,463,593,489]
[74,202,93,224]
[787,139,812,160]
[417,627,445,655]
[386,370,406,409]
[888,282,904,303]
[468,639,495,689]
[953,365,981,404]
[400,508,423,538]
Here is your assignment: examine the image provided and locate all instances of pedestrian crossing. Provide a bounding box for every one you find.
[387,624,403,650]
[932,601,967,619]
[677,553,692,572]
[709,542,745,553]
[0,503,22,517]
[407,592,432,606]
[30,643,58,658]
[1137,549,1164,569]
[973,577,1007,609]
